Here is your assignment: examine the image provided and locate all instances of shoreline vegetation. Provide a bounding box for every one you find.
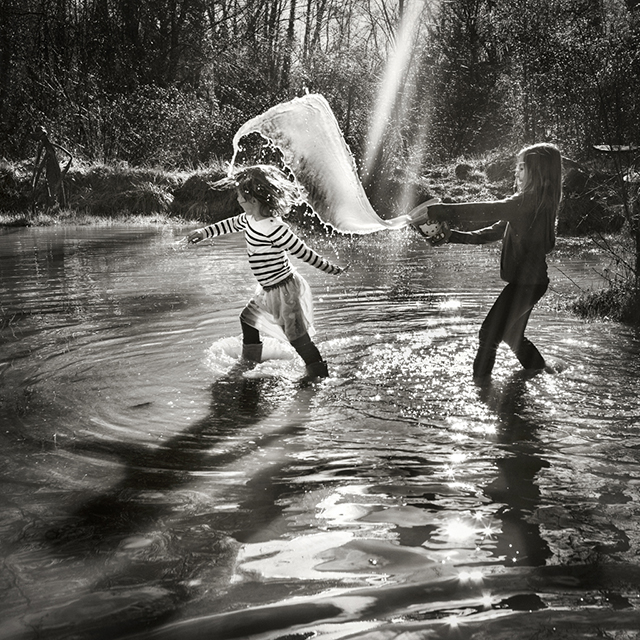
[1,154,638,327]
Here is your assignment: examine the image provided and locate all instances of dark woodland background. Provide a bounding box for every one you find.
[1,0,639,169]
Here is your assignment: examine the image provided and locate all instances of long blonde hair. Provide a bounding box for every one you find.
[518,142,563,252]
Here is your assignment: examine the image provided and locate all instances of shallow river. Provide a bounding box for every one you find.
[1,224,639,640]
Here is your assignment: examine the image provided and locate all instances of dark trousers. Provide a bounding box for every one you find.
[241,320,322,365]
[473,282,548,378]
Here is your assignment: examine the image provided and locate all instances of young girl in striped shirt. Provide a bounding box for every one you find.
[188,165,345,383]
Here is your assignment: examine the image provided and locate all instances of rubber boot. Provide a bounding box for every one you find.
[298,360,329,385]
[241,342,262,363]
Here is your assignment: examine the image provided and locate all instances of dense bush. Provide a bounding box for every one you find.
[571,282,640,324]
[104,87,221,168]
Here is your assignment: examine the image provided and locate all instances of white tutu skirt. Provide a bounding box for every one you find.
[240,271,315,343]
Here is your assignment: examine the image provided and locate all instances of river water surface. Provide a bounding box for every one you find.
[1,225,639,640]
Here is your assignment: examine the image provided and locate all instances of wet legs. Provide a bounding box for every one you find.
[240,321,328,380]
[473,283,548,379]
[291,333,328,381]
[241,320,262,362]
[290,333,322,366]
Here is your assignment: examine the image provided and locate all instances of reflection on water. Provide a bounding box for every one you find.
[1,225,640,639]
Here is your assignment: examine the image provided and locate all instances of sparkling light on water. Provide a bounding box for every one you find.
[2,228,639,639]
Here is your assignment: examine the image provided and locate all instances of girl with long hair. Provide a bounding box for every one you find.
[411,143,563,381]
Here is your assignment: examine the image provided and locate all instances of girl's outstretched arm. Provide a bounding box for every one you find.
[428,194,532,225]
[448,221,507,245]
[188,213,248,244]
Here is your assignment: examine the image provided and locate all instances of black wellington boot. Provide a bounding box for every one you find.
[241,342,263,363]
[298,360,329,385]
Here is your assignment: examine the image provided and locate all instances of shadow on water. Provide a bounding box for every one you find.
[128,370,640,640]
[36,363,318,639]
[478,372,552,569]
[4,228,640,640]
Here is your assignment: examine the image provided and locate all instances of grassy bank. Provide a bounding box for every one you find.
[0,157,241,228]
[2,155,637,326]
[0,152,518,228]
[570,282,640,325]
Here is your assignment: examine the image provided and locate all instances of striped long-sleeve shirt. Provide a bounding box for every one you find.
[199,213,342,288]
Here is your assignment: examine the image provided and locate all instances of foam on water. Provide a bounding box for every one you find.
[205,334,299,379]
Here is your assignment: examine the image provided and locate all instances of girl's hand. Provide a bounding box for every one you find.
[332,263,350,275]
[428,221,452,246]
[188,229,204,244]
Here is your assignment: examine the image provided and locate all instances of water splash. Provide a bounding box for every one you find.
[228,94,414,234]
[205,335,297,379]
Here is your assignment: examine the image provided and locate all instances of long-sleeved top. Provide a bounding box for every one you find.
[429,193,555,285]
[199,213,342,288]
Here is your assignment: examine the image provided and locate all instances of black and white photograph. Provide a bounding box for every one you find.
[1,1,640,638]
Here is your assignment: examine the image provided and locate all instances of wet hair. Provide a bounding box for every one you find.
[518,142,563,252]
[234,165,300,217]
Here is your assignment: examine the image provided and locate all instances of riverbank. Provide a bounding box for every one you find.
[0,158,234,227]
[1,154,504,227]
[0,152,627,231]
[2,155,638,326]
